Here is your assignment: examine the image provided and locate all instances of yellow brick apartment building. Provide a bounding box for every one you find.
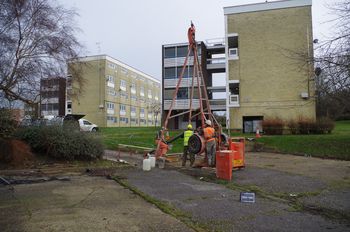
[68,55,161,127]
[224,0,316,132]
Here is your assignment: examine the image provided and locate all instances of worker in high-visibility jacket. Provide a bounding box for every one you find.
[182,124,195,167]
[203,120,216,167]
[155,127,169,159]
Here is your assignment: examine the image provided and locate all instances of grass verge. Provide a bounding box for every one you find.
[100,127,184,153]
[100,121,350,160]
[258,120,350,160]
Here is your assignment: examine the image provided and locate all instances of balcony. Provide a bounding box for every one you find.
[207,86,226,93]
[107,81,114,88]
[119,85,126,91]
[205,38,225,48]
[107,109,114,115]
[164,78,201,88]
[41,97,59,104]
[209,99,226,110]
[163,99,200,110]
[164,56,201,68]
[207,58,225,70]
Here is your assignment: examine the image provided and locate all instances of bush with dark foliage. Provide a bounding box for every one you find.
[262,118,285,135]
[286,117,335,134]
[0,109,18,138]
[15,125,103,160]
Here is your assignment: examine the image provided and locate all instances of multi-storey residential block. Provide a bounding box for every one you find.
[40,77,66,116]
[162,40,226,129]
[224,0,316,132]
[68,55,161,127]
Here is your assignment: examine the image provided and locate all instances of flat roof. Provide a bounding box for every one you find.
[224,0,312,15]
[70,55,160,84]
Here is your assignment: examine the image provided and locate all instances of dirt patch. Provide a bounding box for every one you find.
[0,139,34,168]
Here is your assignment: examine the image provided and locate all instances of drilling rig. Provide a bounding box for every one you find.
[155,22,245,170]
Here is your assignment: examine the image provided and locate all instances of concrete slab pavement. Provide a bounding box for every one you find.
[0,175,193,232]
[105,150,350,231]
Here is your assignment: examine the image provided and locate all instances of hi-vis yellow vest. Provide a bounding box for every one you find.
[184,130,193,146]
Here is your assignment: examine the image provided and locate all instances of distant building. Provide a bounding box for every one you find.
[67,55,161,127]
[162,40,226,129]
[224,0,316,132]
[40,77,66,116]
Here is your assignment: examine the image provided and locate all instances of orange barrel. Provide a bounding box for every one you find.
[230,137,245,168]
[215,150,234,181]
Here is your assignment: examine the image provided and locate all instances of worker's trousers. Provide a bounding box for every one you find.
[182,146,195,167]
[206,140,216,167]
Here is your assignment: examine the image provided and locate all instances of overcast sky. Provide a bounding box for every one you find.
[59,0,338,81]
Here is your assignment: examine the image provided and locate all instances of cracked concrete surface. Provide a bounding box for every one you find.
[0,176,193,232]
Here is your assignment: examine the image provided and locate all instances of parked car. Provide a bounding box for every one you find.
[19,114,85,130]
[78,119,98,132]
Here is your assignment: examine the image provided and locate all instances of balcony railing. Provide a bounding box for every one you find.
[205,38,225,47]
[41,97,59,104]
[207,57,225,70]
[209,99,226,110]
[107,109,114,115]
[164,78,201,88]
[163,99,200,110]
[164,56,201,68]
[207,58,225,64]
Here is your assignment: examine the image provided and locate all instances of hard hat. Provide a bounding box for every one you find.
[187,124,192,129]
[205,120,212,126]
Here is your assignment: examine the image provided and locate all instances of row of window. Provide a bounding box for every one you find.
[41,91,60,98]
[106,76,159,99]
[164,66,194,79]
[107,63,130,76]
[41,103,60,111]
[163,88,192,100]
[107,63,160,88]
[106,116,155,125]
[106,75,152,86]
[106,102,156,116]
[107,91,159,103]
[164,46,201,58]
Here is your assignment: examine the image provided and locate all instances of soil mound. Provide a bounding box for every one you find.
[0,139,34,168]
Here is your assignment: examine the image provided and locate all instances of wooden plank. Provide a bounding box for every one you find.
[118,143,153,151]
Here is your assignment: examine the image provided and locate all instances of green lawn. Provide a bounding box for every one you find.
[100,127,184,153]
[100,121,350,160]
[258,120,350,160]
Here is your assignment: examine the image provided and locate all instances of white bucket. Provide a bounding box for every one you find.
[142,158,151,171]
[149,156,156,168]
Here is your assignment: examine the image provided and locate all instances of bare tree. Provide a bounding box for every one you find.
[0,0,83,105]
[148,101,161,127]
[314,0,350,118]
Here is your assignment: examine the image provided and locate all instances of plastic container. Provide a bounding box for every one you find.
[229,137,245,168]
[157,157,165,169]
[149,156,156,168]
[143,158,151,171]
[215,150,234,180]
